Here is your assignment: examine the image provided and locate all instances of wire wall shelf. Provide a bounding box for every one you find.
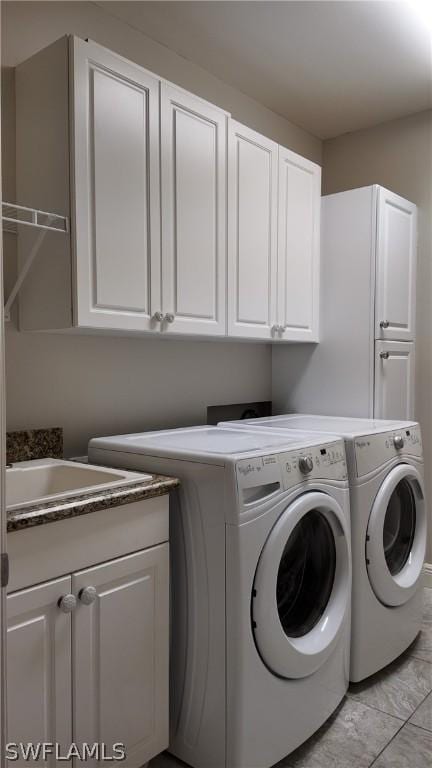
[2,201,69,321]
[2,202,68,233]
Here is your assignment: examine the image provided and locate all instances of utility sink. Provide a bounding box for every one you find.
[6,458,150,511]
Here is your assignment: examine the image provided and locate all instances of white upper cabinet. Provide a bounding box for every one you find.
[160,84,227,336]
[228,121,278,339]
[375,188,417,342]
[374,340,415,420]
[277,147,321,341]
[16,36,320,343]
[72,38,161,332]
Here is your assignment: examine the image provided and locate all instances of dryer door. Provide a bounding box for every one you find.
[252,491,351,679]
[366,464,426,607]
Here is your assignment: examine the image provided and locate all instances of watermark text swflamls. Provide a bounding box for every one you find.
[5,742,127,761]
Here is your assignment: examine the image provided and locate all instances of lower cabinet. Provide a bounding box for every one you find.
[7,545,169,768]
[374,340,415,420]
[7,576,73,766]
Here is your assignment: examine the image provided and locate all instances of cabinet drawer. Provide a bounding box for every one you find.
[8,496,169,593]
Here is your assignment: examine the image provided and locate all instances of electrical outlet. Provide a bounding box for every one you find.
[207,401,272,425]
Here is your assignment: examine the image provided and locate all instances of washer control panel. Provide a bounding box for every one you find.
[236,439,347,497]
[354,424,422,478]
[279,442,347,490]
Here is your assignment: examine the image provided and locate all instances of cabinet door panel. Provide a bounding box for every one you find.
[277,147,320,341]
[72,38,161,331]
[7,577,72,766]
[375,188,416,341]
[161,83,227,335]
[73,546,169,768]
[374,341,415,420]
[228,121,278,339]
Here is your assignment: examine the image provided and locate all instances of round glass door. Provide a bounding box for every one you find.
[277,510,336,638]
[252,492,350,679]
[383,479,416,576]
[366,464,426,607]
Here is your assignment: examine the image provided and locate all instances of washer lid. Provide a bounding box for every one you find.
[366,463,426,606]
[252,491,351,679]
[220,414,416,438]
[89,425,332,461]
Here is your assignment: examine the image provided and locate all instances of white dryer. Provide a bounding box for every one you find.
[89,426,351,768]
[220,415,427,682]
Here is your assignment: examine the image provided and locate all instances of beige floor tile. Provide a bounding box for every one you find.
[409,589,432,664]
[278,698,402,768]
[348,653,432,720]
[372,722,432,768]
[409,692,432,732]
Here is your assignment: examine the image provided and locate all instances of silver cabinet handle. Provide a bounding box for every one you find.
[152,311,163,322]
[164,313,175,323]
[380,351,390,359]
[271,324,282,335]
[380,320,390,329]
[58,594,77,613]
[78,586,97,606]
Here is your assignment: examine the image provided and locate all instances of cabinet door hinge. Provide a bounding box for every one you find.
[1,552,9,588]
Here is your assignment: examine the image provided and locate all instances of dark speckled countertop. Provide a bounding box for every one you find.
[7,473,180,533]
[6,427,179,532]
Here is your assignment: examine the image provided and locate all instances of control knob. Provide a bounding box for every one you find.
[298,456,314,474]
[393,435,404,450]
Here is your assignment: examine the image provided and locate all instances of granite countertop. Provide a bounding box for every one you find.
[7,473,180,533]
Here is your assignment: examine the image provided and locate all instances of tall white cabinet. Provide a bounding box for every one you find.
[272,185,417,420]
[375,187,417,342]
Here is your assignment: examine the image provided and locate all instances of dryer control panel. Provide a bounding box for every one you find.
[236,439,348,501]
[354,424,422,478]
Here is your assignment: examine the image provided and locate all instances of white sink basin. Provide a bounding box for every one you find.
[6,458,151,511]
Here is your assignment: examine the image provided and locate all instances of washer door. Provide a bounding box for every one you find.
[252,491,350,679]
[366,464,426,607]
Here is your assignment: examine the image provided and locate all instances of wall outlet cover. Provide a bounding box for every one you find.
[207,401,271,425]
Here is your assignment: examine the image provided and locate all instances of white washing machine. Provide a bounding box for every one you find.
[88,426,351,768]
[220,415,427,682]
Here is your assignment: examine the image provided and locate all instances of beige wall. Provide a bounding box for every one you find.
[323,109,432,559]
[1,1,322,457]
[2,1,322,161]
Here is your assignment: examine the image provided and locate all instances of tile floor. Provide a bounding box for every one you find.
[151,588,432,768]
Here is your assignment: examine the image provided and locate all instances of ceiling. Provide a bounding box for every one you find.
[97,0,432,139]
